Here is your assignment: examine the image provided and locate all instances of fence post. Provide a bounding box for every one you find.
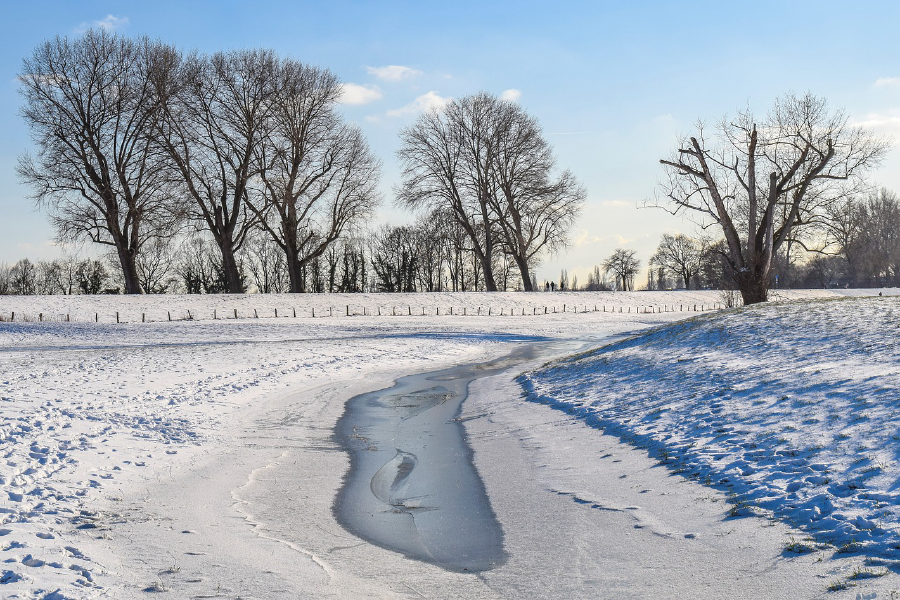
[409,306,412,316]
[293,307,296,317]
[254,308,258,318]
[116,312,119,323]
[39,313,43,322]
[330,307,333,317]
[214,309,217,320]
[313,307,316,317]
[95,313,98,322]
[346,305,350,316]
[142,313,145,323]
[188,310,192,320]
[67,314,70,322]
[234,308,238,319]
[275,308,278,318]
[10,312,14,321]
[544,307,547,314]
[489,307,492,316]
[168,311,171,322]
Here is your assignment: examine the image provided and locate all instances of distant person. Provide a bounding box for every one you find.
[550,281,556,292]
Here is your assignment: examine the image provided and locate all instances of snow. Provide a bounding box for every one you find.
[521,294,900,593]
[0,288,898,598]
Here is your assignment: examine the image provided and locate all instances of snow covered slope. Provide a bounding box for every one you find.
[522,295,900,574]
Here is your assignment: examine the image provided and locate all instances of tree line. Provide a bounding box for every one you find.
[15,29,583,295]
[13,30,892,304]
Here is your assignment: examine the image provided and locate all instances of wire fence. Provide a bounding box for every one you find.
[0,303,726,324]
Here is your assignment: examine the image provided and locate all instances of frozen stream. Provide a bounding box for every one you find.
[332,339,594,573]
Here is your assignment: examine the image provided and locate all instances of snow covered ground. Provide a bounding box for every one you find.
[522,293,900,594]
[0,289,898,598]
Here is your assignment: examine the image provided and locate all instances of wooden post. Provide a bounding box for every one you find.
[392,306,396,316]
[329,307,333,317]
[95,313,98,322]
[293,307,296,318]
[563,304,566,312]
[489,307,492,316]
[168,311,171,322]
[378,306,381,316]
[142,313,145,323]
[450,307,453,315]
[464,307,466,316]
[67,314,70,322]
[275,308,278,318]
[478,307,481,315]
[10,312,14,321]
[346,305,350,316]
[313,307,316,317]
[437,307,440,316]
[188,310,192,320]
[254,308,258,318]
[544,307,547,314]
[214,309,217,320]
[39,313,43,322]
[234,308,238,319]
[116,312,119,323]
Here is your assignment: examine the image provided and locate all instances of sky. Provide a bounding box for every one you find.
[2,0,900,286]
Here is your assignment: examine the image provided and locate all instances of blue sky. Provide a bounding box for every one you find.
[2,0,899,285]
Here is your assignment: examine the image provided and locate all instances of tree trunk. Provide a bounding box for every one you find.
[513,254,533,291]
[735,271,769,305]
[286,247,307,293]
[216,239,245,294]
[478,252,498,291]
[116,244,143,294]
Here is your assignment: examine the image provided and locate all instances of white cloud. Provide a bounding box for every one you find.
[365,65,423,82]
[874,77,900,87]
[339,83,382,105]
[77,14,129,32]
[501,89,522,102]
[573,230,603,247]
[852,111,900,137]
[387,91,450,117]
[601,199,632,208]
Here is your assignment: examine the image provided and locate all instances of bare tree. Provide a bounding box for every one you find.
[9,259,37,295]
[17,29,181,293]
[658,93,888,304]
[369,224,419,292]
[243,230,288,293]
[603,248,640,291]
[136,238,177,293]
[398,95,500,290]
[398,93,583,291]
[251,59,380,293]
[154,49,276,292]
[75,259,108,294]
[651,233,702,289]
[489,98,585,290]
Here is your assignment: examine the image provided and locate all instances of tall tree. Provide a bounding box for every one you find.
[650,233,702,289]
[154,49,276,292]
[17,29,180,293]
[398,95,500,290]
[398,93,583,291]
[251,59,380,293]
[488,97,585,290]
[603,248,640,291]
[658,93,888,304]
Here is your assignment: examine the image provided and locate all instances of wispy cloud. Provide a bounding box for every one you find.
[339,83,382,105]
[77,14,129,33]
[387,91,450,117]
[874,77,900,87]
[601,200,632,208]
[365,65,423,82]
[852,110,900,137]
[501,89,522,102]
[573,230,603,246]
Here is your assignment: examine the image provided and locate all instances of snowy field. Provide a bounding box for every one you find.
[0,288,898,598]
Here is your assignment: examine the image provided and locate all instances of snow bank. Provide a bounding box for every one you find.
[521,295,900,563]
